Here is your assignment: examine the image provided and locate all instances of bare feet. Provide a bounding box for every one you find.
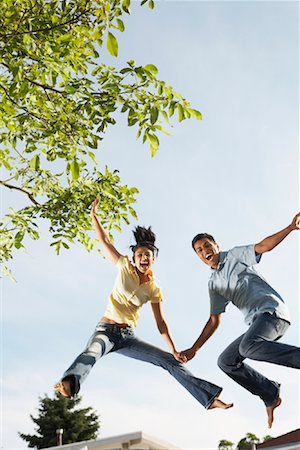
[54,379,71,398]
[208,398,234,410]
[266,397,282,428]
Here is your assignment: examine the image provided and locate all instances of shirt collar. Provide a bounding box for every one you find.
[212,251,227,272]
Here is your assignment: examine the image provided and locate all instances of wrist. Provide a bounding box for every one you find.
[191,345,198,354]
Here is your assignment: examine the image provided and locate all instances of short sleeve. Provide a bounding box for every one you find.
[229,244,261,266]
[116,255,136,271]
[150,285,163,304]
[209,290,229,315]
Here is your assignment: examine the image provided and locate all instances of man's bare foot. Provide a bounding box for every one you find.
[208,398,234,410]
[54,379,71,398]
[266,397,282,428]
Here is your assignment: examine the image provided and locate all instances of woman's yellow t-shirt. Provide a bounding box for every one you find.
[103,255,163,327]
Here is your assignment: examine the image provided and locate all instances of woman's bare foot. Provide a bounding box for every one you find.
[208,398,234,410]
[54,379,71,398]
[266,397,282,428]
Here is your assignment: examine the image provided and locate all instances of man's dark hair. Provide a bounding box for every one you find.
[191,233,216,251]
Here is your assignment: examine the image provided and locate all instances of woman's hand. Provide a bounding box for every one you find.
[90,198,100,217]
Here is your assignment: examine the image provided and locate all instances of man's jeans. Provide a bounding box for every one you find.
[217,312,300,406]
[62,322,222,409]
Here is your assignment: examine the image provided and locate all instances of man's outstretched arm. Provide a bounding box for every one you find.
[180,314,221,361]
[255,212,300,255]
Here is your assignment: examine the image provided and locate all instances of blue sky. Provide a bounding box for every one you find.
[2,1,299,449]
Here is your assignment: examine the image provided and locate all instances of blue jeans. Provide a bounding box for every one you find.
[217,312,300,406]
[62,322,222,409]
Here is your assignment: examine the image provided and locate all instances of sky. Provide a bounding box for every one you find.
[1,1,299,449]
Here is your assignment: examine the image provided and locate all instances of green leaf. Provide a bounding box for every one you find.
[155,125,171,136]
[150,107,159,124]
[117,19,125,32]
[70,159,80,180]
[29,155,40,171]
[147,133,159,150]
[161,110,169,123]
[129,207,138,219]
[177,104,185,122]
[120,67,132,75]
[113,224,122,232]
[107,32,118,57]
[150,145,157,157]
[169,102,176,117]
[148,0,155,9]
[187,108,202,120]
[144,64,158,74]
[122,0,131,14]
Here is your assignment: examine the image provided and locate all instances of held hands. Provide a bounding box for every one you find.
[179,347,197,362]
[290,212,300,231]
[173,350,188,363]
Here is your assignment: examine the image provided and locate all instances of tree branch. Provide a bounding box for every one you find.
[1,10,91,39]
[0,181,40,205]
[25,77,64,94]
[0,83,50,125]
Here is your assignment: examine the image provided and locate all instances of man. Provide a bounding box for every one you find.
[181,212,300,428]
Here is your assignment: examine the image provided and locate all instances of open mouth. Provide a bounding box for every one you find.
[205,253,213,261]
[140,262,149,269]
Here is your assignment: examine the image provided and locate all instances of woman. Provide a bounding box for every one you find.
[54,198,233,410]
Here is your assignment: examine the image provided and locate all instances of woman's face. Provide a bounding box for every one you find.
[133,246,155,274]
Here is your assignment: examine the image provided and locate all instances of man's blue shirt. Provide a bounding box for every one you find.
[209,244,290,325]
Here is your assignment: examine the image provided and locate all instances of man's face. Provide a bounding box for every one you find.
[134,246,155,274]
[193,238,220,268]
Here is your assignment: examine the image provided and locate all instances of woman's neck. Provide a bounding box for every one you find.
[136,269,151,284]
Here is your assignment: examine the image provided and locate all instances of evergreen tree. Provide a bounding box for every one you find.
[19,392,100,448]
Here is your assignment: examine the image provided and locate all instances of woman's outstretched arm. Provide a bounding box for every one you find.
[151,302,187,363]
[90,198,122,265]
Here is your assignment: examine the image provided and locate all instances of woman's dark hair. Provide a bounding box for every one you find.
[130,226,159,256]
[192,233,216,251]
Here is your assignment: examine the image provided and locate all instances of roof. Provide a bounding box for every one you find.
[43,430,181,450]
[257,429,300,449]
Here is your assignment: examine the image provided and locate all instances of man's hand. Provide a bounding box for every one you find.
[179,347,197,362]
[289,212,300,231]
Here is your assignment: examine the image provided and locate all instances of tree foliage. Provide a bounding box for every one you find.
[219,432,272,450]
[218,439,235,450]
[19,392,100,448]
[236,433,260,449]
[0,0,201,275]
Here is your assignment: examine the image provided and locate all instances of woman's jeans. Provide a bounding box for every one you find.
[62,322,222,409]
[217,312,300,406]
